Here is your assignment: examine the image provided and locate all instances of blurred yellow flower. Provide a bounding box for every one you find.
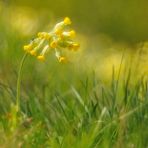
[23,17,80,62]
[63,17,71,25]
[50,41,58,49]
[61,30,76,38]
[37,55,45,61]
[59,56,67,63]
[30,50,37,56]
[24,45,33,52]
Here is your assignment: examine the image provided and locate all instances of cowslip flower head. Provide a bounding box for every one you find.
[23,17,79,62]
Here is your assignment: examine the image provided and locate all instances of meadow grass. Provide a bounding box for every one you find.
[0,55,148,148]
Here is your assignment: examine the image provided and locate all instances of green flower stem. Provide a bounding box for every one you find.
[16,52,28,112]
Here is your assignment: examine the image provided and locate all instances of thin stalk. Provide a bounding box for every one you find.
[16,52,28,112]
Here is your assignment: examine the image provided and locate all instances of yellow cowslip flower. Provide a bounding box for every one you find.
[55,49,67,63]
[29,39,45,56]
[54,23,64,35]
[54,17,71,35]
[24,44,32,52]
[55,29,62,35]
[38,32,51,40]
[58,56,67,63]
[37,45,49,61]
[37,55,45,61]
[69,30,76,38]
[50,41,58,48]
[30,50,37,56]
[23,17,79,62]
[61,30,76,38]
[63,17,71,25]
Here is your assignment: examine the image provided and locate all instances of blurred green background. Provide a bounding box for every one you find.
[0,0,148,82]
[6,0,148,42]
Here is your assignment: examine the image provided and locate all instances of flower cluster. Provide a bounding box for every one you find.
[23,17,80,62]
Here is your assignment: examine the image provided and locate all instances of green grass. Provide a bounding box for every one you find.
[0,59,148,147]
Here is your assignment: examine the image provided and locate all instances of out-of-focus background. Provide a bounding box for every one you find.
[0,0,148,85]
[4,0,148,42]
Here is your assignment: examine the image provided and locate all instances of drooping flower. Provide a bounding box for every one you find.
[23,17,80,62]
